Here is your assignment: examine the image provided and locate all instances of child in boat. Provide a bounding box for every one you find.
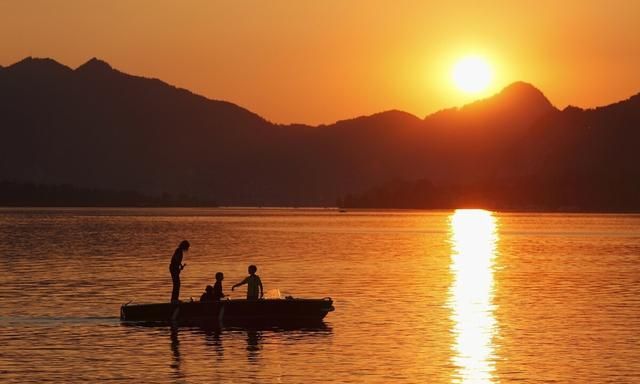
[231,265,263,300]
[200,285,214,302]
[213,272,225,301]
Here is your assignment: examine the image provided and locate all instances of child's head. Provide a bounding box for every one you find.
[215,272,224,281]
[205,285,213,293]
[248,265,257,275]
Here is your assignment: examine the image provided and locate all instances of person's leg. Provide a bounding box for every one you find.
[171,273,181,302]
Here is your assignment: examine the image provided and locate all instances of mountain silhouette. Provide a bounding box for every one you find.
[1,57,638,210]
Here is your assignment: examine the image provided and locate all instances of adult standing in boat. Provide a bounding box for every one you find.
[170,240,190,303]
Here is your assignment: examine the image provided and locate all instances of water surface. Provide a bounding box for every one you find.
[1,208,639,383]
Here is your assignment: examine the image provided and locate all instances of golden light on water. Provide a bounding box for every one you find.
[448,209,499,383]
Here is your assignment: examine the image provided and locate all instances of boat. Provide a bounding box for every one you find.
[120,297,334,325]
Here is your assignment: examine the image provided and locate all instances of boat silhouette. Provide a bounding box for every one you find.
[121,297,334,326]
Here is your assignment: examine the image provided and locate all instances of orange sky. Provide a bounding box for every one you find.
[1,1,639,125]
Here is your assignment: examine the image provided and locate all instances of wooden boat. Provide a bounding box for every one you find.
[120,297,334,325]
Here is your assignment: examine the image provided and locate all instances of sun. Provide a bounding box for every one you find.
[452,56,493,94]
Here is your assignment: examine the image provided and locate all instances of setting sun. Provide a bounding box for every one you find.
[452,56,493,94]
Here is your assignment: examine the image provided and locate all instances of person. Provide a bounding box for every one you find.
[213,272,225,301]
[169,240,190,303]
[231,265,263,300]
[200,285,214,302]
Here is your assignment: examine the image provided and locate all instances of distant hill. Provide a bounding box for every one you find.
[1,57,639,210]
[0,180,217,207]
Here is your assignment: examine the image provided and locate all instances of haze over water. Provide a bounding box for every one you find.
[1,208,639,383]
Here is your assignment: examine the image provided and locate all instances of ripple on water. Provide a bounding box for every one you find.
[0,209,639,383]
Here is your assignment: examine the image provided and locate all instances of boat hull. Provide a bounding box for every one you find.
[120,298,334,325]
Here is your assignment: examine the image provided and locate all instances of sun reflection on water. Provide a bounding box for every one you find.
[448,209,499,383]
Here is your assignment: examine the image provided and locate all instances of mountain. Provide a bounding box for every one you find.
[341,92,640,211]
[0,57,274,203]
[1,57,638,209]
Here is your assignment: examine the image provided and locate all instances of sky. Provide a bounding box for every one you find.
[1,1,639,125]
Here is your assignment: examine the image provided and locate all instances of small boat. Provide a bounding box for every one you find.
[120,297,334,325]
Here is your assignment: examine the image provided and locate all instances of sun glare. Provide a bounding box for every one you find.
[452,56,493,94]
[448,209,499,383]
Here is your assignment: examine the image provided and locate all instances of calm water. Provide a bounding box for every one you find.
[1,208,639,383]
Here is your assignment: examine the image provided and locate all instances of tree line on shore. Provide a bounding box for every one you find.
[0,181,217,207]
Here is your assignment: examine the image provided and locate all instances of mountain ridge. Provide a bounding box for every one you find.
[3,57,638,126]
[1,57,638,209]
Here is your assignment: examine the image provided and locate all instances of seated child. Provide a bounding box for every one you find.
[200,285,214,302]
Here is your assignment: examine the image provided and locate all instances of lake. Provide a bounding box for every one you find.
[1,208,639,383]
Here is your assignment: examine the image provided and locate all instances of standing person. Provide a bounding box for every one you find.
[169,240,190,303]
[231,265,263,300]
[213,272,226,301]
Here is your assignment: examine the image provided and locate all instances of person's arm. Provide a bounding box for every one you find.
[179,250,186,270]
[258,277,264,299]
[174,249,186,270]
[231,277,248,291]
